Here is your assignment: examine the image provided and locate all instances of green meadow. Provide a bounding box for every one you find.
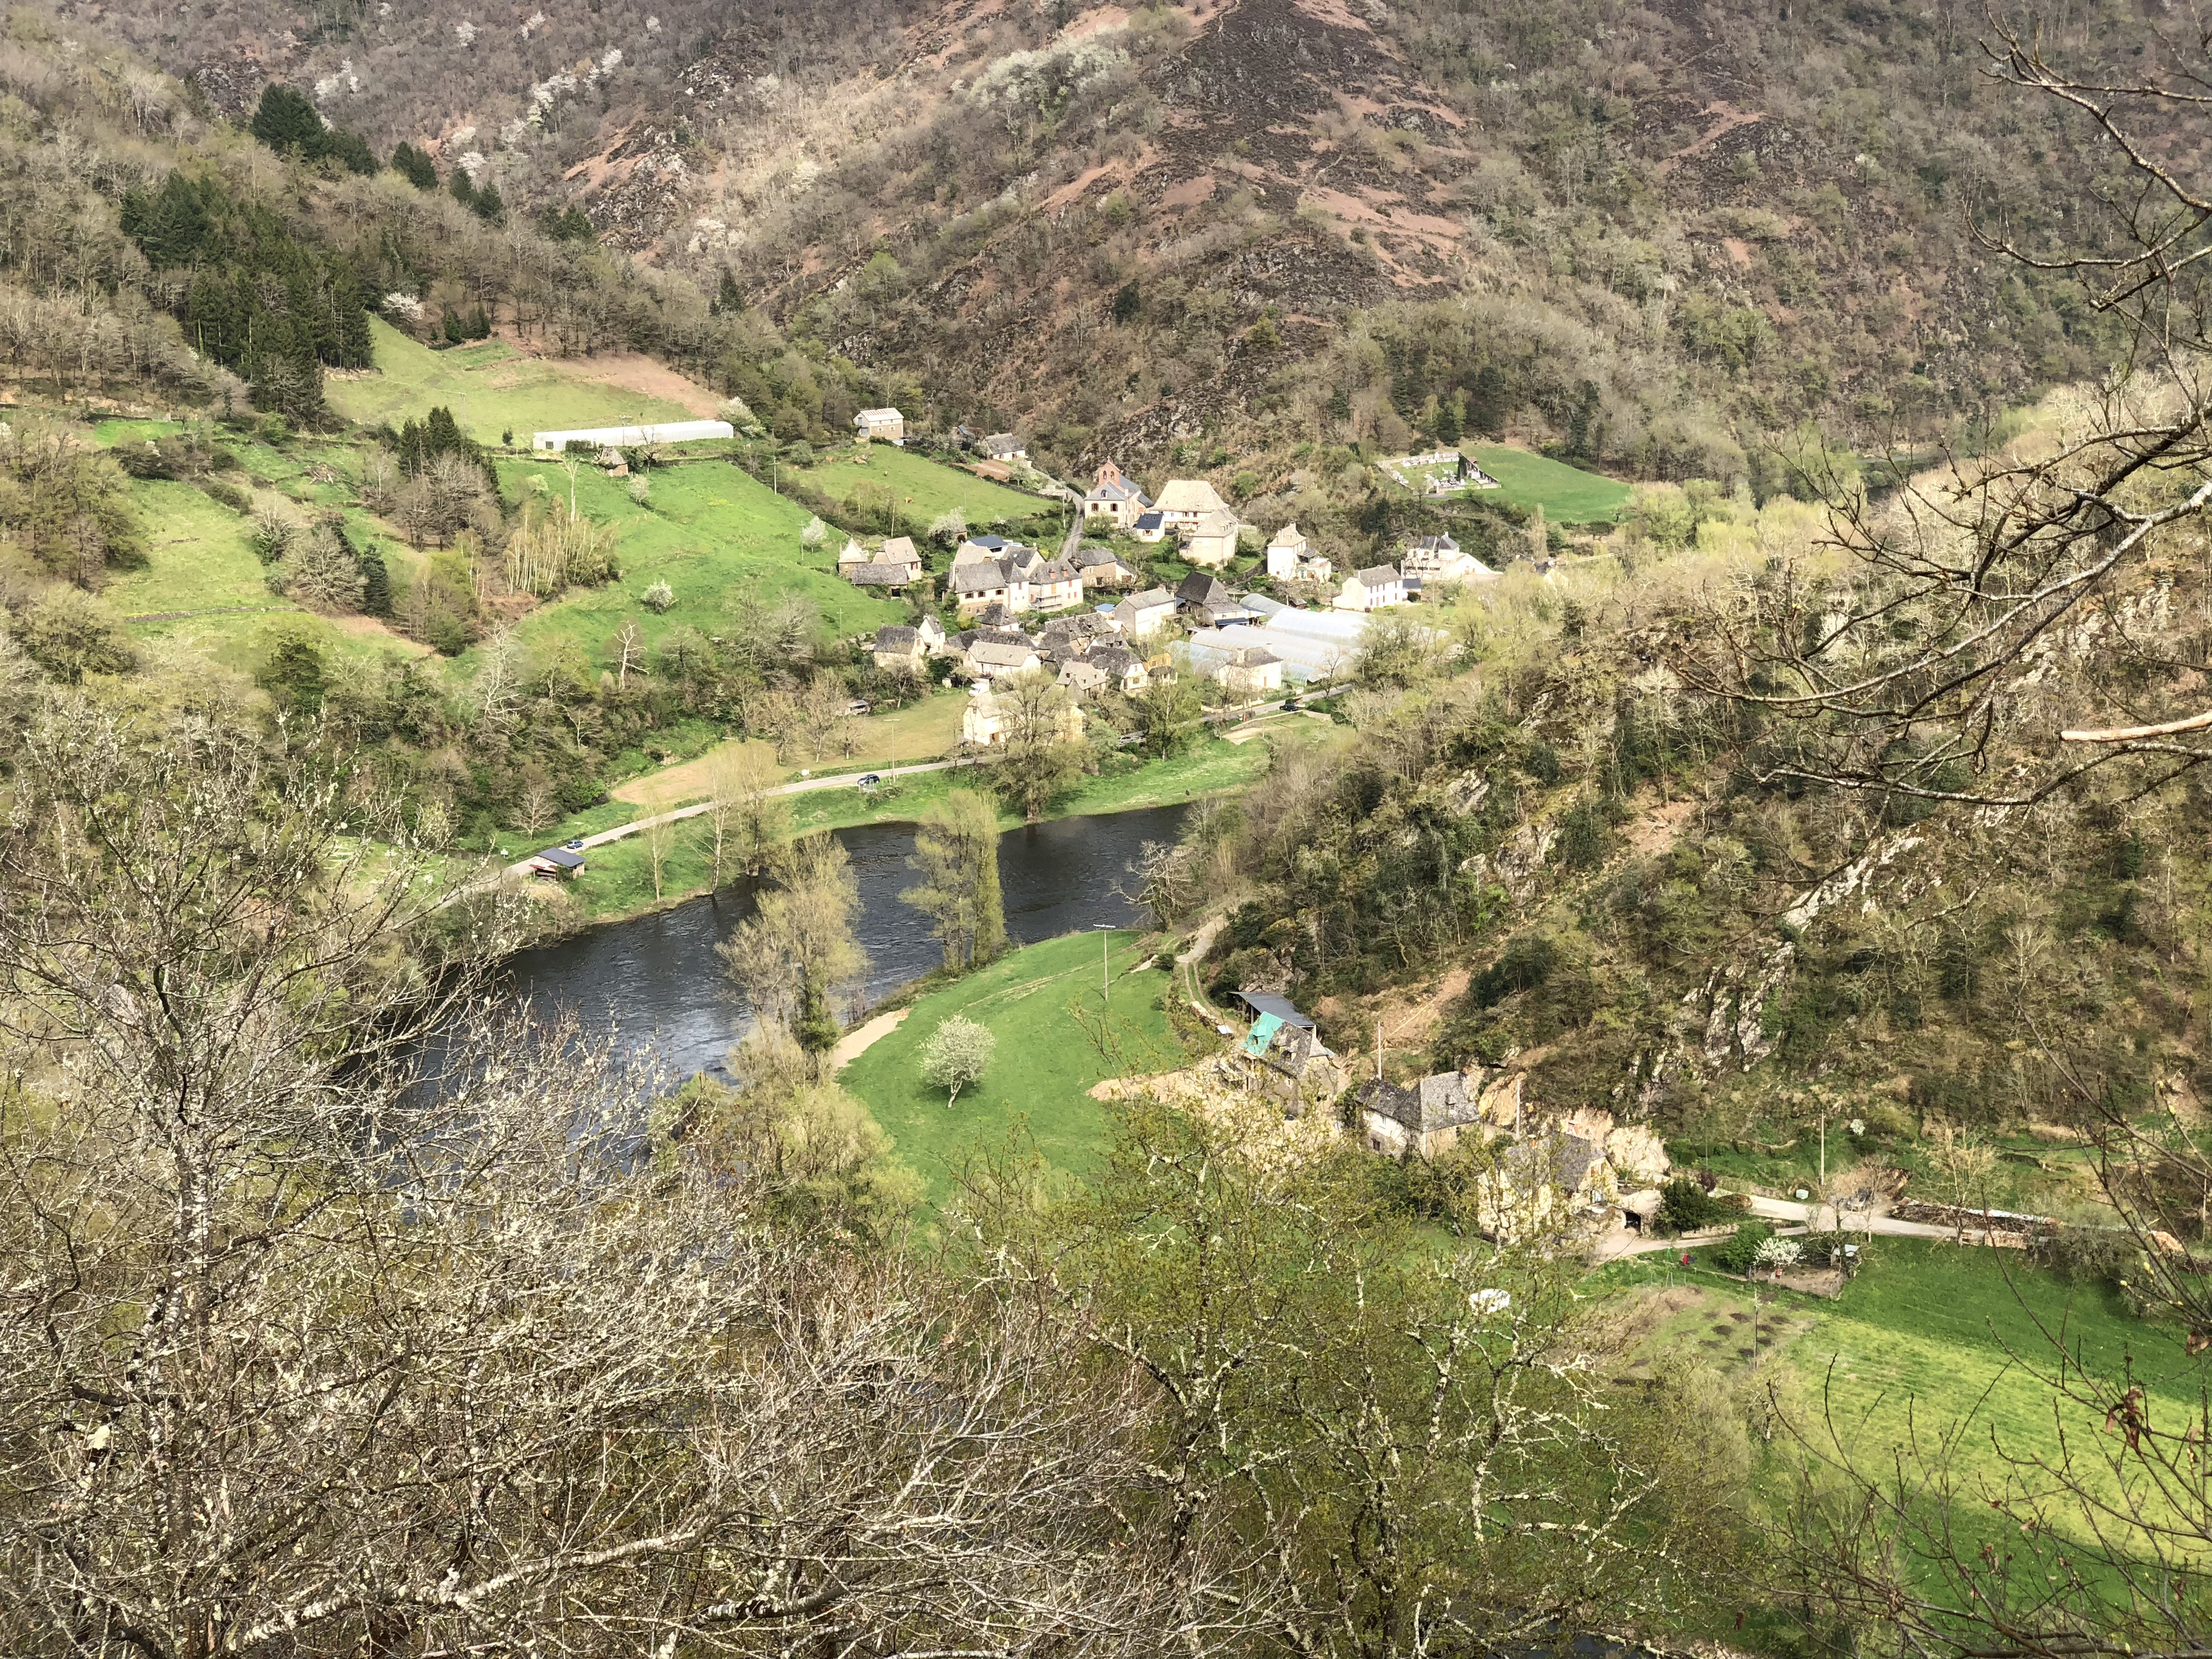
[325,320,696,444]
[785,444,1055,530]
[1464,445,1631,524]
[839,929,1182,1206]
[1605,1236,2202,1600]
[489,455,906,671]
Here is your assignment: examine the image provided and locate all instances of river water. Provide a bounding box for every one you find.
[501,804,1190,1081]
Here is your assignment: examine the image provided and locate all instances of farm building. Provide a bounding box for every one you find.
[532,420,734,452]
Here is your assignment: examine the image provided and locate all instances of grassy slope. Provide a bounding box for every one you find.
[1606,1240,2200,1562]
[786,444,1053,528]
[839,930,1182,1206]
[493,457,906,672]
[96,425,426,675]
[326,321,695,444]
[1465,446,1632,523]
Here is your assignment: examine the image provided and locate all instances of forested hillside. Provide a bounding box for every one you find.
[50,0,2135,487]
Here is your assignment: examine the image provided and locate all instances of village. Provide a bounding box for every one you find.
[824,414,1522,747]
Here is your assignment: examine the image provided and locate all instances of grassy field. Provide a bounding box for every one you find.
[839,929,1183,1206]
[1605,1239,2200,1571]
[785,444,1054,530]
[326,320,697,445]
[491,455,906,672]
[1464,445,1631,524]
[613,696,969,806]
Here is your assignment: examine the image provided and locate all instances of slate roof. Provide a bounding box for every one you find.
[1233,990,1316,1029]
[969,640,1042,672]
[1132,511,1165,534]
[1118,586,1176,614]
[846,562,913,586]
[531,846,587,870]
[1032,558,1078,585]
[1177,572,1234,607]
[873,625,921,652]
[951,561,1009,594]
[1352,564,1402,587]
[1358,1071,1480,1135]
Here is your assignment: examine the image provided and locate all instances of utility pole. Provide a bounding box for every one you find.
[1093,923,1113,1006]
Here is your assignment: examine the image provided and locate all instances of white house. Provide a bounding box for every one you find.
[533,420,733,452]
[1334,565,1406,612]
[1082,460,1152,529]
[1182,507,1243,570]
[1215,639,1284,698]
[1266,523,1332,585]
[853,408,906,444]
[980,432,1026,462]
[1113,586,1178,638]
[1400,533,1494,585]
[1154,478,1230,532]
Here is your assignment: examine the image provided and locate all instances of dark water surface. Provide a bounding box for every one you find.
[502,804,1189,1081]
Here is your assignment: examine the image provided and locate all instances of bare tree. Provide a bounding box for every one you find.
[701,742,785,888]
[1676,21,2212,808]
[0,701,1259,1659]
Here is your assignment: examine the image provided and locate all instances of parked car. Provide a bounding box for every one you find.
[564,837,585,850]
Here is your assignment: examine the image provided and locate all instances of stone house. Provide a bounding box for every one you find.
[962,682,1083,747]
[1092,643,1149,696]
[1400,533,1493,585]
[853,408,905,444]
[1114,587,1178,638]
[1075,544,1142,591]
[965,637,1043,680]
[981,432,1025,462]
[951,559,1029,615]
[1082,461,1152,529]
[1182,507,1243,570]
[1154,478,1230,533]
[1028,556,1083,611]
[1213,640,1284,699]
[1058,658,1109,700]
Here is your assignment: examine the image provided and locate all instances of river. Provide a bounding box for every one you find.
[502,804,1190,1081]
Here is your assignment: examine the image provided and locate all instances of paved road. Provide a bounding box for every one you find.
[508,759,959,875]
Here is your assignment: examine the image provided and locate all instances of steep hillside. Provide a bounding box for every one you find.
[1169,438,2212,1227]
[55,0,2136,482]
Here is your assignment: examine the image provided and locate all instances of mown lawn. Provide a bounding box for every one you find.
[839,930,1182,1206]
[1464,445,1631,524]
[325,319,698,445]
[785,444,1054,529]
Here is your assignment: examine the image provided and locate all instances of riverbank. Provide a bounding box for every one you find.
[525,734,1293,933]
[499,805,1195,1082]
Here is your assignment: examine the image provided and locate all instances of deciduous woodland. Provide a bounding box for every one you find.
[1,4,2211,1658]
